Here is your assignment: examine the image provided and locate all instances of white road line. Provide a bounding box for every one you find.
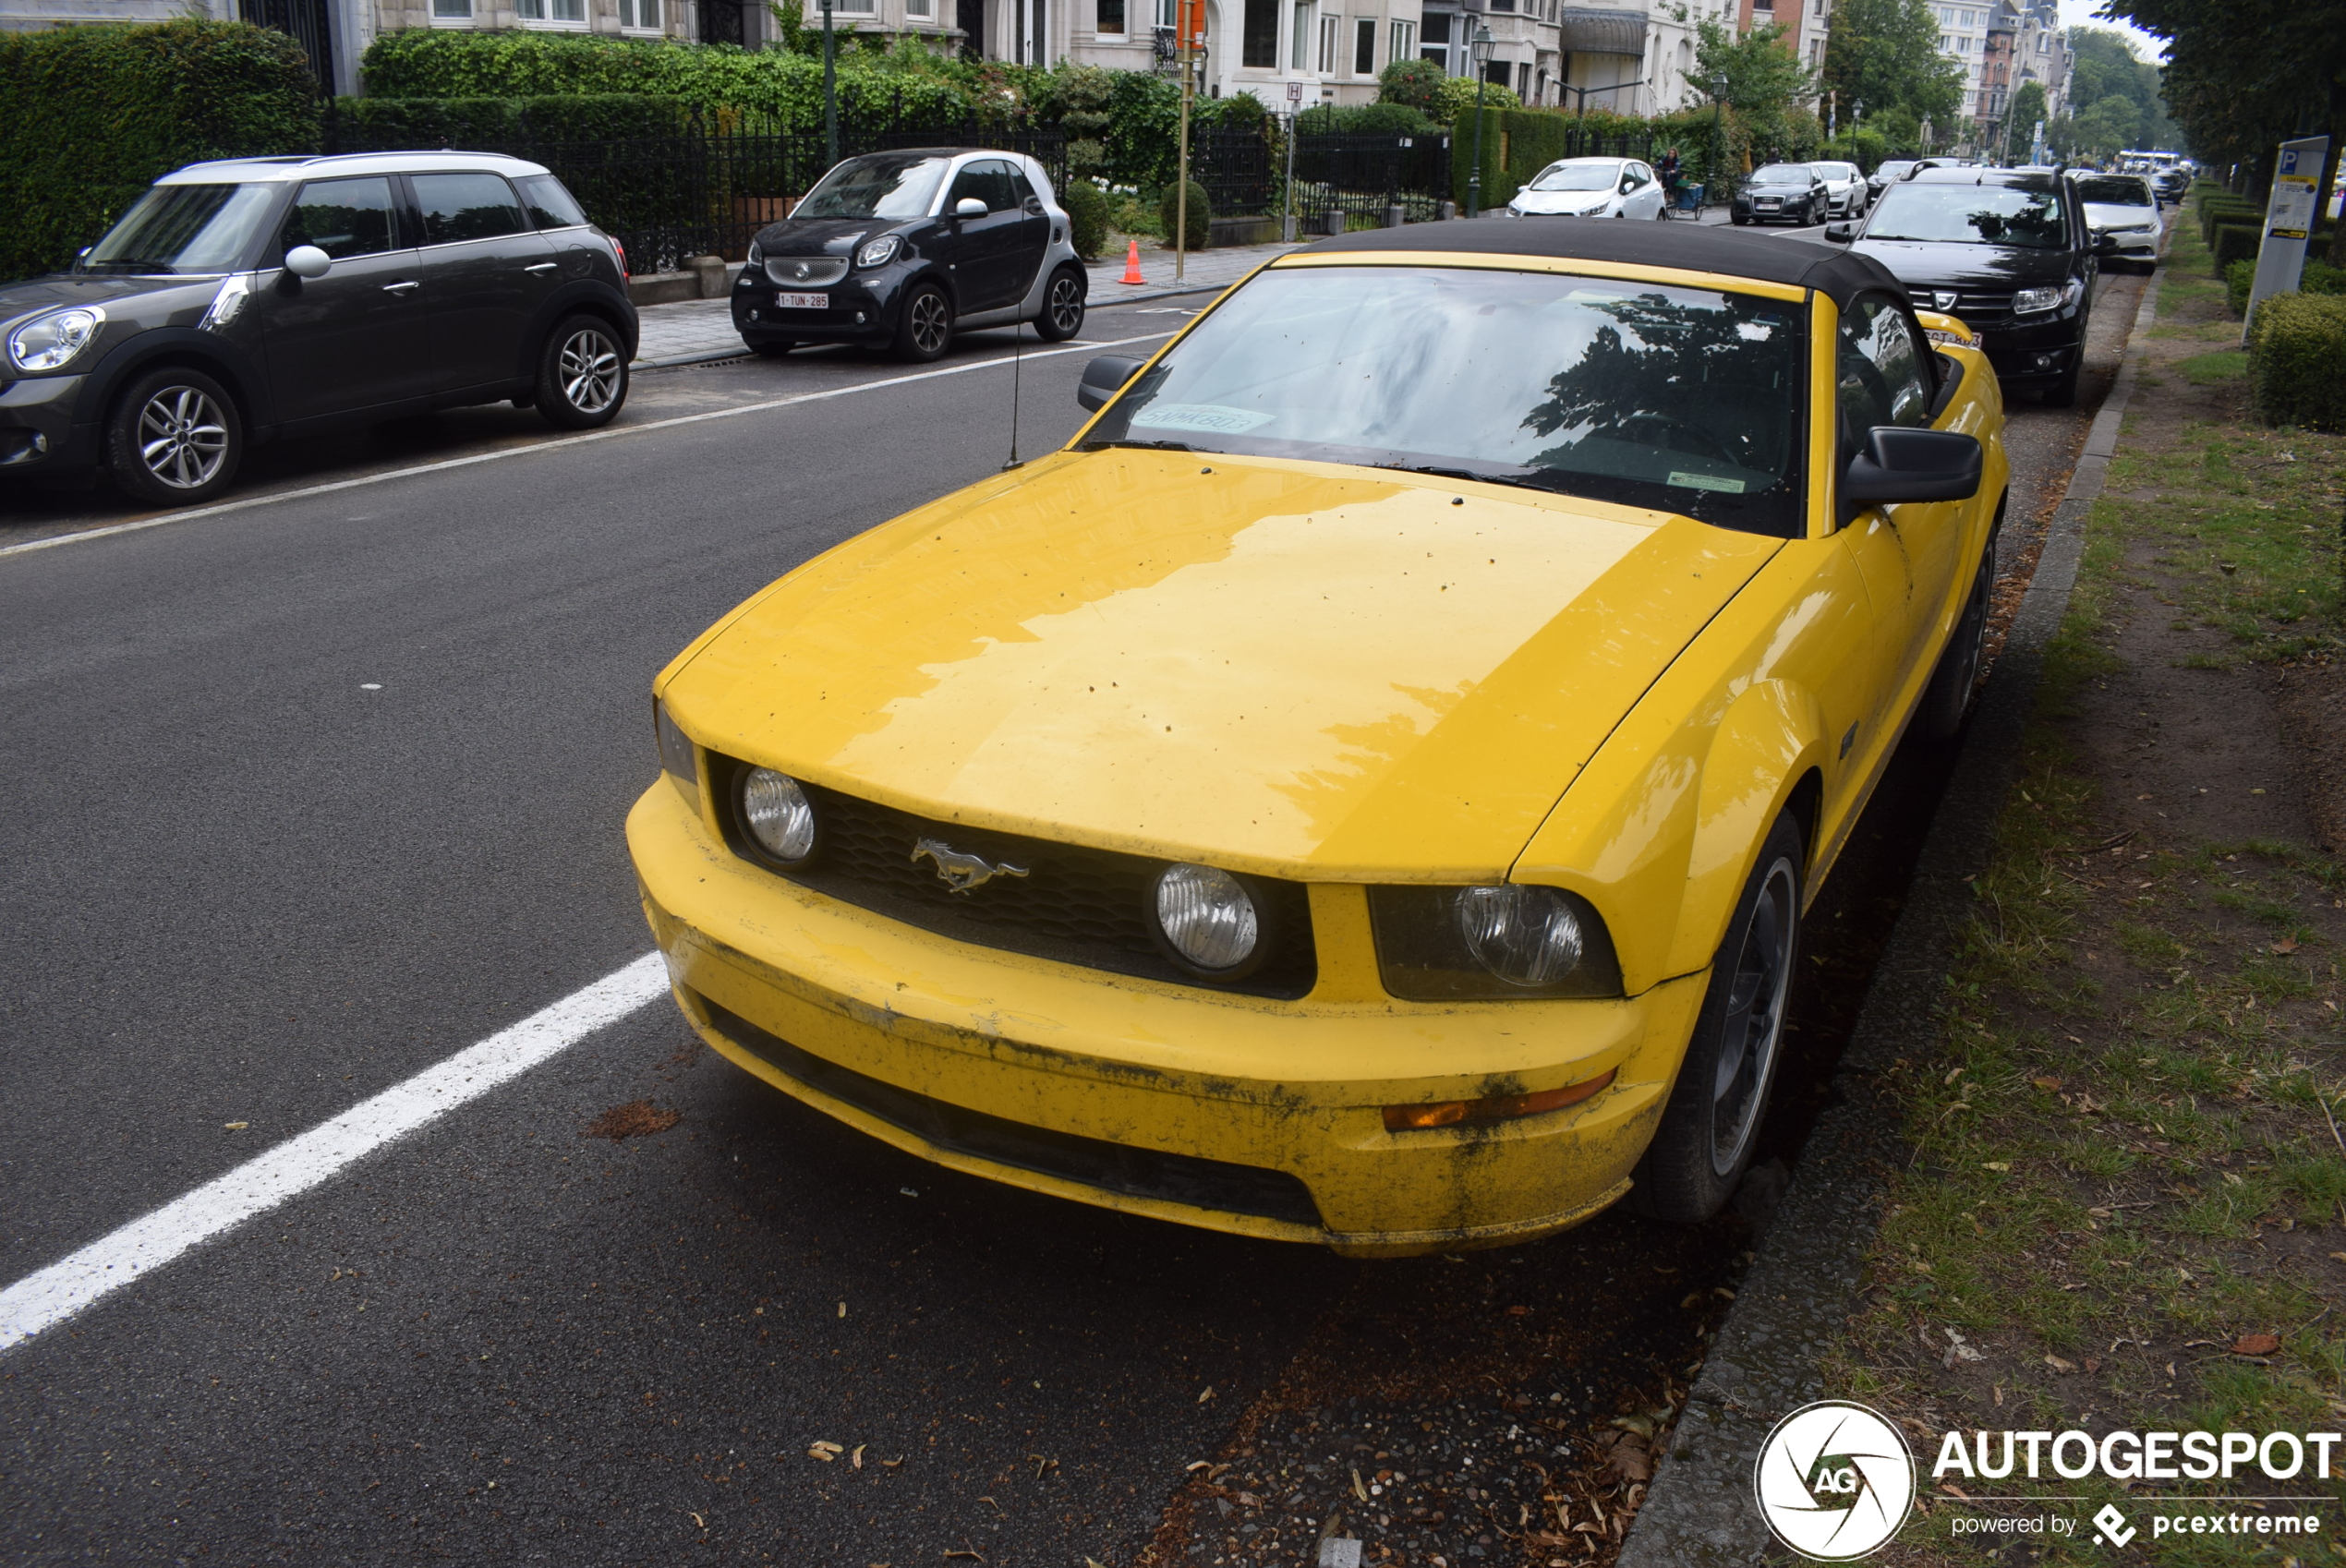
[0,329,1179,561]
[0,952,670,1355]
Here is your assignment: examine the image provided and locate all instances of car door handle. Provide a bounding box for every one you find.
[382,281,419,294]
[524,262,559,273]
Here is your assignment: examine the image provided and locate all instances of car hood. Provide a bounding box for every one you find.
[2082,202,2156,228]
[1848,239,2074,288]
[755,217,893,258]
[1512,190,1611,213]
[662,450,1781,880]
[0,271,210,329]
[1744,181,1816,196]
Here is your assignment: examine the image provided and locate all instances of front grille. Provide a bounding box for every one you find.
[1911,286,2015,323]
[711,757,1318,999]
[699,997,1325,1228]
[764,255,850,286]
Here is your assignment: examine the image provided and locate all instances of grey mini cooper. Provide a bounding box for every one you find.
[0,151,638,507]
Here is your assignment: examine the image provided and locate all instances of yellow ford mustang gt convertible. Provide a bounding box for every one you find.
[629,222,2010,1256]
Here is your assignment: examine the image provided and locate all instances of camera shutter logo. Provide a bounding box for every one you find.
[1751,1400,1917,1560]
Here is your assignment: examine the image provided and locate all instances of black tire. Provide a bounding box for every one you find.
[535,314,628,430]
[103,366,243,506]
[892,283,953,363]
[1630,813,1804,1223]
[2040,354,2080,407]
[1034,265,1086,342]
[1917,528,1997,742]
[1731,211,1751,226]
[751,339,795,358]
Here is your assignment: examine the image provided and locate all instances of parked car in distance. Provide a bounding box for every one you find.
[2069,172,2161,271]
[1732,163,1832,226]
[0,151,635,507]
[1505,157,1668,219]
[1810,161,1869,218]
[2152,167,2189,206]
[733,148,1086,364]
[1868,159,1921,200]
[633,222,2010,1254]
[1825,164,2113,405]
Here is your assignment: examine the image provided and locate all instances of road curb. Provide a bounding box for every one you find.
[1616,257,2168,1565]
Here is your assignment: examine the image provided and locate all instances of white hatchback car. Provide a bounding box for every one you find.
[1811,160,1868,217]
[1505,157,1668,219]
[2068,171,2161,271]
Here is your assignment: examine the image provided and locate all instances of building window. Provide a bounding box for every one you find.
[1096,0,1123,30]
[514,0,587,24]
[1243,0,1277,66]
[1318,12,1338,73]
[829,0,875,15]
[620,0,663,29]
[906,0,932,16]
[1291,0,1312,69]
[1388,18,1413,60]
[1353,15,1374,73]
[430,0,475,20]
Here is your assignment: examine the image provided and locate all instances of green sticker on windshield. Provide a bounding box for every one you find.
[1667,471,1747,494]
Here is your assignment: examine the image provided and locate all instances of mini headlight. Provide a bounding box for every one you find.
[8,307,103,372]
[856,234,902,269]
[1154,862,1259,972]
[748,239,764,264]
[2012,283,2069,314]
[737,767,816,865]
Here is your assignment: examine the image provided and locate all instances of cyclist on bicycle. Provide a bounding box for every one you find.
[1657,147,1684,218]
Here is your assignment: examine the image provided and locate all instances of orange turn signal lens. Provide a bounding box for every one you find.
[1381,1069,1617,1132]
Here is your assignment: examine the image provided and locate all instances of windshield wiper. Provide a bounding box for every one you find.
[1368,461,1569,497]
[1092,438,1198,452]
[79,258,177,274]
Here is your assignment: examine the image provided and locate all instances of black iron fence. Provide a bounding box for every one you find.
[1191,129,1454,227]
[323,117,1067,272]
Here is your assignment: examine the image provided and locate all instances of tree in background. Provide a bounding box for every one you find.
[1821,0,1964,140]
[2001,78,2046,160]
[2050,28,2174,160]
[1377,57,1445,115]
[1690,17,1820,165]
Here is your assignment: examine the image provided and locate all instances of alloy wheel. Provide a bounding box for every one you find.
[136,386,230,491]
[1709,857,1796,1176]
[1046,275,1083,334]
[909,292,950,356]
[559,328,622,415]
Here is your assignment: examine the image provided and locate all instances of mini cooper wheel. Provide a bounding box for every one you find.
[1918,527,1998,742]
[104,367,243,506]
[893,283,954,363]
[536,315,628,429]
[1034,266,1087,342]
[1631,813,1804,1222]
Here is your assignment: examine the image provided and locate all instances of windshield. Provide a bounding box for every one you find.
[1082,265,1805,537]
[793,154,952,221]
[77,183,276,274]
[1752,164,1813,184]
[2074,176,2152,207]
[1875,162,1917,180]
[1865,183,2067,248]
[1528,163,1618,192]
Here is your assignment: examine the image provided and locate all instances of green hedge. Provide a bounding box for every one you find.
[2246,291,2346,431]
[333,91,691,145]
[0,18,320,283]
[1061,177,1108,260]
[1158,178,1209,249]
[2210,220,2263,275]
[1296,103,1438,136]
[2226,256,2346,317]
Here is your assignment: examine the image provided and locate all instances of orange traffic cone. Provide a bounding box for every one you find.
[1119,238,1145,285]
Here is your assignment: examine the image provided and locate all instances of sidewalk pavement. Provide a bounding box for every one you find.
[630,238,1304,369]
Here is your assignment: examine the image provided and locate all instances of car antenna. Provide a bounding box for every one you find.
[1002,319,1026,471]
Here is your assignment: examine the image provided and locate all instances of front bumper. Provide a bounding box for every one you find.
[0,371,96,477]
[731,264,904,347]
[1973,308,2086,387]
[626,779,1702,1257]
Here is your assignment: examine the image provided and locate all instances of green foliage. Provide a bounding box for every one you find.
[2228,258,2346,319]
[1820,0,1964,133]
[1056,63,1113,181]
[1428,73,1520,125]
[1376,57,1445,115]
[334,92,693,145]
[2246,292,2346,432]
[2225,257,2255,316]
[2304,260,2346,296]
[2053,27,2175,160]
[2209,220,2261,277]
[1296,102,1437,135]
[2001,79,2047,156]
[1158,177,1209,248]
[1820,126,1889,174]
[1059,176,1108,260]
[0,18,320,283]
[1693,15,1817,165]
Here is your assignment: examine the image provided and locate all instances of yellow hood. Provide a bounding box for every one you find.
[665,449,1779,880]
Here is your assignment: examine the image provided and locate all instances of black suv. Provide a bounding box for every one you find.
[1824,165,2113,405]
[0,152,637,506]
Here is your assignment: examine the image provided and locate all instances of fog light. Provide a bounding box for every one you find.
[1154,862,1259,972]
[1384,1069,1617,1131]
[737,767,816,865]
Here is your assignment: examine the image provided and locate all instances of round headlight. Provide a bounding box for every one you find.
[1457,886,1584,987]
[738,767,816,864]
[9,307,103,373]
[1154,862,1259,972]
[856,234,902,269]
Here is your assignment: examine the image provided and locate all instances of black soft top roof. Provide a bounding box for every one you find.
[1298,218,1905,308]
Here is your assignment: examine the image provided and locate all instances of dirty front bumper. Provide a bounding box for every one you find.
[626,780,1705,1257]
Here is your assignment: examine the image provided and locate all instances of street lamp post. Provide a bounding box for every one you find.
[1466,26,1495,219]
[1707,73,1728,195]
[1562,79,1644,116]
[820,0,838,168]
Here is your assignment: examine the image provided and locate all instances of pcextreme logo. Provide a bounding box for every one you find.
[1753,1401,1919,1561]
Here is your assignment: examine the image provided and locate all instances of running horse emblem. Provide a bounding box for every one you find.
[911,837,1031,894]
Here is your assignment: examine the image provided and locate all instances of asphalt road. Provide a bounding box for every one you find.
[0,251,2143,1565]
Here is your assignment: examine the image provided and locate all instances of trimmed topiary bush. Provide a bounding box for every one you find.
[2226,257,2255,315]
[333,92,693,147]
[0,18,320,283]
[2210,221,2263,276]
[1060,177,1108,260]
[1158,178,1210,250]
[2246,292,2346,432]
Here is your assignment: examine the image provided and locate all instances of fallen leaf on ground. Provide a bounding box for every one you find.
[1606,1441,1652,1483]
[2044,1354,2076,1373]
[584,1101,679,1140]
[2032,1078,2062,1092]
[1981,1162,2011,1173]
[808,1441,844,1462]
[852,1445,865,1469]
[2271,937,2299,954]
[1197,1386,1215,1403]
[2234,1333,2281,1357]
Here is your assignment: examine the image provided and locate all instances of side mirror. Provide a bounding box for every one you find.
[1822,221,1856,243]
[954,198,987,220]
[284,244,333,279]
[1076,353,1143,413]
[1841,427,1982,522]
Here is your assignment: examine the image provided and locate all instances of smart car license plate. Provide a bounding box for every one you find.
[773,292,828,309]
